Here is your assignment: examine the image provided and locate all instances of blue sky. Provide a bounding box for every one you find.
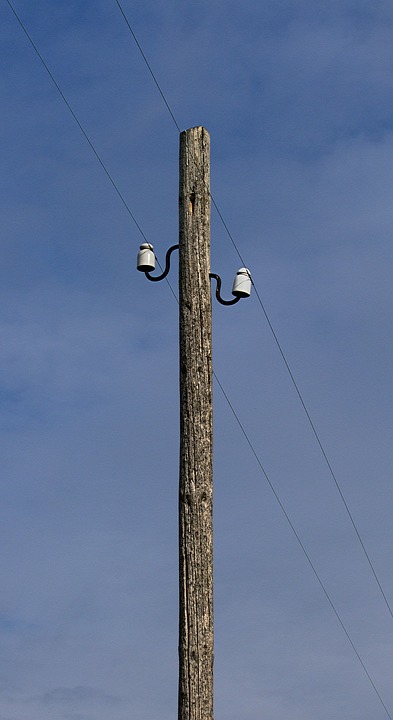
[2,1,393,718]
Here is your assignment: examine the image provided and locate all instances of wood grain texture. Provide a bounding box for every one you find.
[178,127,213,720]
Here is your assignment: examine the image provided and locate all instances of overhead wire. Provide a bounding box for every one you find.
[4,2,392,716]
[214,373,392,720]
[112,0,393,625]
[4,1,145,240]
[113,0,181,133]
[3,0,178,303]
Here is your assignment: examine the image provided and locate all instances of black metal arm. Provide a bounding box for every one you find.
[145,244,179,282]
[209,273,240,306]
[144,250,241,306]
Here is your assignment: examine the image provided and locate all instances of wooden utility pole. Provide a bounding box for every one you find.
[137,125,250,718]
[178,127,214,720]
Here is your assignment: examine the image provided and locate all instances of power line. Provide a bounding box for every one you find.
[3,0,179,303]
[5,0,147,241]
[250,281,393,620]
[5,4,392,713]
[113,0,181,133]
[214,372,392,720]
[112,0,393,624]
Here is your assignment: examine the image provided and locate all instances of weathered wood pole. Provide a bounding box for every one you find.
[178,126,214,720]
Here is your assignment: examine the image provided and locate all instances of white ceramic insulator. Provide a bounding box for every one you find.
[137,243,156,272]
[232,267,252,298]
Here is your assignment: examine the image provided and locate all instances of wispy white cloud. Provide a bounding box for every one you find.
[40,685,123,706]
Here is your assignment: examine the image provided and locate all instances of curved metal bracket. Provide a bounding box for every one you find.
[145,244,179,282]
[209,273,241,306]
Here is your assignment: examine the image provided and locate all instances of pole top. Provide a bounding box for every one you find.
[181,126,210,138]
